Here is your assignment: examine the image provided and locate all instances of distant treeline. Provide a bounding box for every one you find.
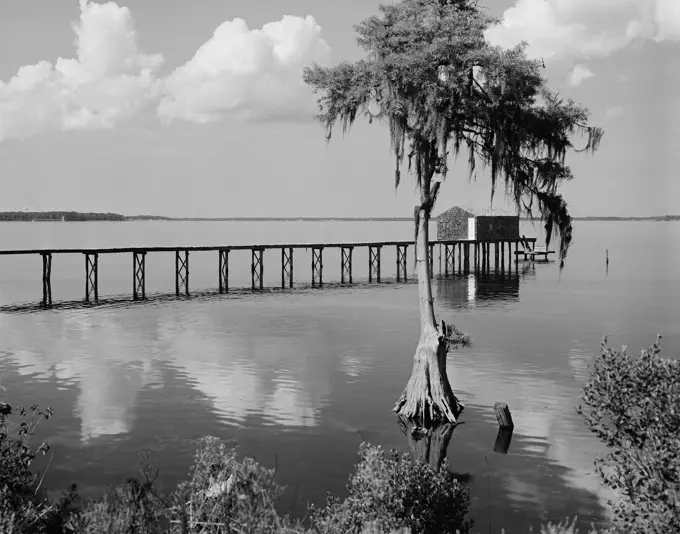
[0,212,170,222]
[1,212,678,222]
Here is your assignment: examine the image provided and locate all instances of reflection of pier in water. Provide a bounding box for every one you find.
[436,266,532,309]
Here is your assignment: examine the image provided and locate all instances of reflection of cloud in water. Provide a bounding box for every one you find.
[264,372,317,427]
[449,353,613,514]
[157,311,325,428]
[340,349,368,381]
[0,312,163,443]
[2,301,334,438]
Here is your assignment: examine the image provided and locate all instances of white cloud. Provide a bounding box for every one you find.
[0,0,163,142]
[605,106,624,118]
[568,64,594,86]
[485,0,680,61]
[157,16,331,124]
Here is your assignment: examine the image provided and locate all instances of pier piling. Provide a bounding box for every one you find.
[84,253,99,302]
[133,252,146,300]
[176,250,189,296]
[251,249,263,290]
[312,247,323,287]
[396,245,408,282]
[341,246,353,284]
[41,253,52,308]
[369,245,381,283]
[219,249,229,293]
[281,247,293,289]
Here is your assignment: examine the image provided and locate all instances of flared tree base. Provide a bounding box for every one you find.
[394,326,464,426]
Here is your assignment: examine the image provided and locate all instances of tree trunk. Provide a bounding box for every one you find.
[394,206,464,426]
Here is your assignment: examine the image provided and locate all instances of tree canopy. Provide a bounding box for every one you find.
[303,0,603,264]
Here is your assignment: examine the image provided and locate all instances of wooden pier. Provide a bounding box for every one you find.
[0,238,536,309]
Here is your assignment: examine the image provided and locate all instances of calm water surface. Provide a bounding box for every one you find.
[0,221,678,533]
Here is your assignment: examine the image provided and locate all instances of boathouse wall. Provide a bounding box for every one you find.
[475,216,520,241]
[437,206,475,241]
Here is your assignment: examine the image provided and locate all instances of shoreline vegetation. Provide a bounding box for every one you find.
[1,338,677,533]
[0,211,679,223]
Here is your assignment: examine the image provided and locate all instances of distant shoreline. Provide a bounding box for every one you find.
[0,211,678,222]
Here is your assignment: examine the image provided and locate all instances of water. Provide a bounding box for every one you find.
[0,220,678,532]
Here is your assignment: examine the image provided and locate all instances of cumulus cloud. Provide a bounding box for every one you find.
[0,0,163,142]
[568,64,594,86]
[485,0,680,61]
[157,16,331,124]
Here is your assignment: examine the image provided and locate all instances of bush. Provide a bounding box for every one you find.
[578,336,680,534]
[169,436,299,533]
[312,443,471,534]
[0,402,64,533]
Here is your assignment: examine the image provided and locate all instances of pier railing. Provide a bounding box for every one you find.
[0,238,535,309]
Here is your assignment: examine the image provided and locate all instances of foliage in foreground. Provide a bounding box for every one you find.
[313,443,470,534]
[578,336,680,534]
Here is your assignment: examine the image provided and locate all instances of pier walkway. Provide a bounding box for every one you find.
[0,238,536,309]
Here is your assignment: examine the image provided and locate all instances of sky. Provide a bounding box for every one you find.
[0,0,678,218]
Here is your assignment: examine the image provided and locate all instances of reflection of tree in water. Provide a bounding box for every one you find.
[436,273,520,309]
[396,412,610,532]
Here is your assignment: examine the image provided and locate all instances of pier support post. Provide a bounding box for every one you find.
[444,245,454,277]
[428,244,434,279]
[176,250,189,296]
[341,246,353,284]
[369,245,381,283]
[494,242,499,272]
[41,253,52,308]
[312,247,323,287]
[219,249,229,293]
[396,245,408,282]
[133,252,146,300]
[84,253,99,302]
[251,248,264,290]
[501,242,505,272]
[281,247,293,289]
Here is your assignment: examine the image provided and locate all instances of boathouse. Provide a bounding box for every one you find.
[437,206,520,241]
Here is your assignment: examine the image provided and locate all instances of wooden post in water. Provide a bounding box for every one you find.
[251,249,263,290]
[281,247,293,289]
[312,247,323,287]
[428,244,434,279]
[369,245,382,283]
[219,249,229,293]
[494,402,514,429]
[341,246,353,284]
[84,253,99,302]
[493,402,515,454]
[396,245,408,282]
[41,253,52,308]
[175,250,189,296]
[133,252,146,300]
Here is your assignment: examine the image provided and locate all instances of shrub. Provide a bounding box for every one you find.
[313,442,471,534]
[578,336,680,534]
[169,436,300,533]
[0,402,62,532]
